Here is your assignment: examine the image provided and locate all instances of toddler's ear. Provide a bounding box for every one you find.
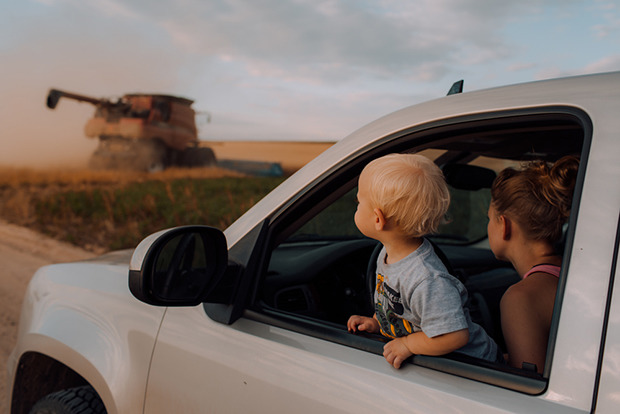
[374,208,386,231]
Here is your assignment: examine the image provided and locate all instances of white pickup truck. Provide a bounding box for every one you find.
[8,72,620,413]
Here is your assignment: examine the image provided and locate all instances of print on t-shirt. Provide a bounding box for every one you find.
[375,273,414,338]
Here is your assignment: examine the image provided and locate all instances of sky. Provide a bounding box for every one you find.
[1,0,619,167]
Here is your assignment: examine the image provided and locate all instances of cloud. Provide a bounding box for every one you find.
[583,54,620,73]
[67,0,536,84]
[507,62,537,72]
[591,1,620,39]
[533,54,620,81]
[21,0,595,91]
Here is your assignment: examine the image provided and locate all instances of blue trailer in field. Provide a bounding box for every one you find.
[216,159,284,177]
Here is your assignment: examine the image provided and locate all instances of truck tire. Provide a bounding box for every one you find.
[29,386,106,414]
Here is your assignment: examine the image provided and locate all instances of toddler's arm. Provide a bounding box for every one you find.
[383,328,469,369]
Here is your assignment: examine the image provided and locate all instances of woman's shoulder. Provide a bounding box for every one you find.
[501,274,558,311]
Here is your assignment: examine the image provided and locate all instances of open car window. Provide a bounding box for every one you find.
[287,188,361,242]
[248,109,589,393]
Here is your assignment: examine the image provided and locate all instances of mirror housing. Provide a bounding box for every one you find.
[129,226,228,306]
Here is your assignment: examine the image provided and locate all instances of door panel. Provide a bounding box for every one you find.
[144,307,564,413]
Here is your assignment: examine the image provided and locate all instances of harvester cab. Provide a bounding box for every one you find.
[46,88,216,172]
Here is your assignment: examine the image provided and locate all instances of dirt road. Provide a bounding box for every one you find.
[0,220,97,411]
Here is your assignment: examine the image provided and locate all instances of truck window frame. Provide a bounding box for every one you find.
[241,107,591,394]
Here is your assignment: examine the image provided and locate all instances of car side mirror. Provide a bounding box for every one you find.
[129,226,228,306]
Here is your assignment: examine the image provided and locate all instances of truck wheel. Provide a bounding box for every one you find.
[29,386,106,414]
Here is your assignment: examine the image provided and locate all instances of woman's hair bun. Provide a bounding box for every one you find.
[541,156,579,219]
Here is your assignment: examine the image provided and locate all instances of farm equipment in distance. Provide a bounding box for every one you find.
[46,88,216,172]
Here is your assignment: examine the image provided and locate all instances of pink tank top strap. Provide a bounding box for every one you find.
[522,264,561,279]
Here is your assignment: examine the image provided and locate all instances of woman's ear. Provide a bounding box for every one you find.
[500,215,512,240]
[373,208,386,231]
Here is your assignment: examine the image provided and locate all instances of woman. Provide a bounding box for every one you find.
[487,155,579,373]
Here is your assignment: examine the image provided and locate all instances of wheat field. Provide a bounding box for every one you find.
[0,141,334,185]
[207,140,334,173]
[0,141,334,251]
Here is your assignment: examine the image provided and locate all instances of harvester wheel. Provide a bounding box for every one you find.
[89,139,169,172]
[134,140,168,172]
[180,147,216,167]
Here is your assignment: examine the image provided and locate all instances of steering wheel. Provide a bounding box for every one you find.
[365,242,382,314]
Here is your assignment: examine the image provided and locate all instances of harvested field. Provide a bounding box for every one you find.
[207,140,334,174]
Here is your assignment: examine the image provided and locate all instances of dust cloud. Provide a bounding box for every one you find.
[0,89,98,168]
[0,7,188,170]
[0,77,97,168]
[1,42,102,168]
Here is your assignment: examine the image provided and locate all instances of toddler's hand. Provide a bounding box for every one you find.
[383,337,414,369]
[347,315,379,334]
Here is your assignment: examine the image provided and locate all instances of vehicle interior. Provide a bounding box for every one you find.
[247,110,587,392]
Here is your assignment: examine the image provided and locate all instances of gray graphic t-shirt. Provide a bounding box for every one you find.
[374,239,500,362]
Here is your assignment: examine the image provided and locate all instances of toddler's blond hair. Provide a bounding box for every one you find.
[363,153,450,237]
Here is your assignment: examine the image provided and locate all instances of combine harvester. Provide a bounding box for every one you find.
[46,88,283,176]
